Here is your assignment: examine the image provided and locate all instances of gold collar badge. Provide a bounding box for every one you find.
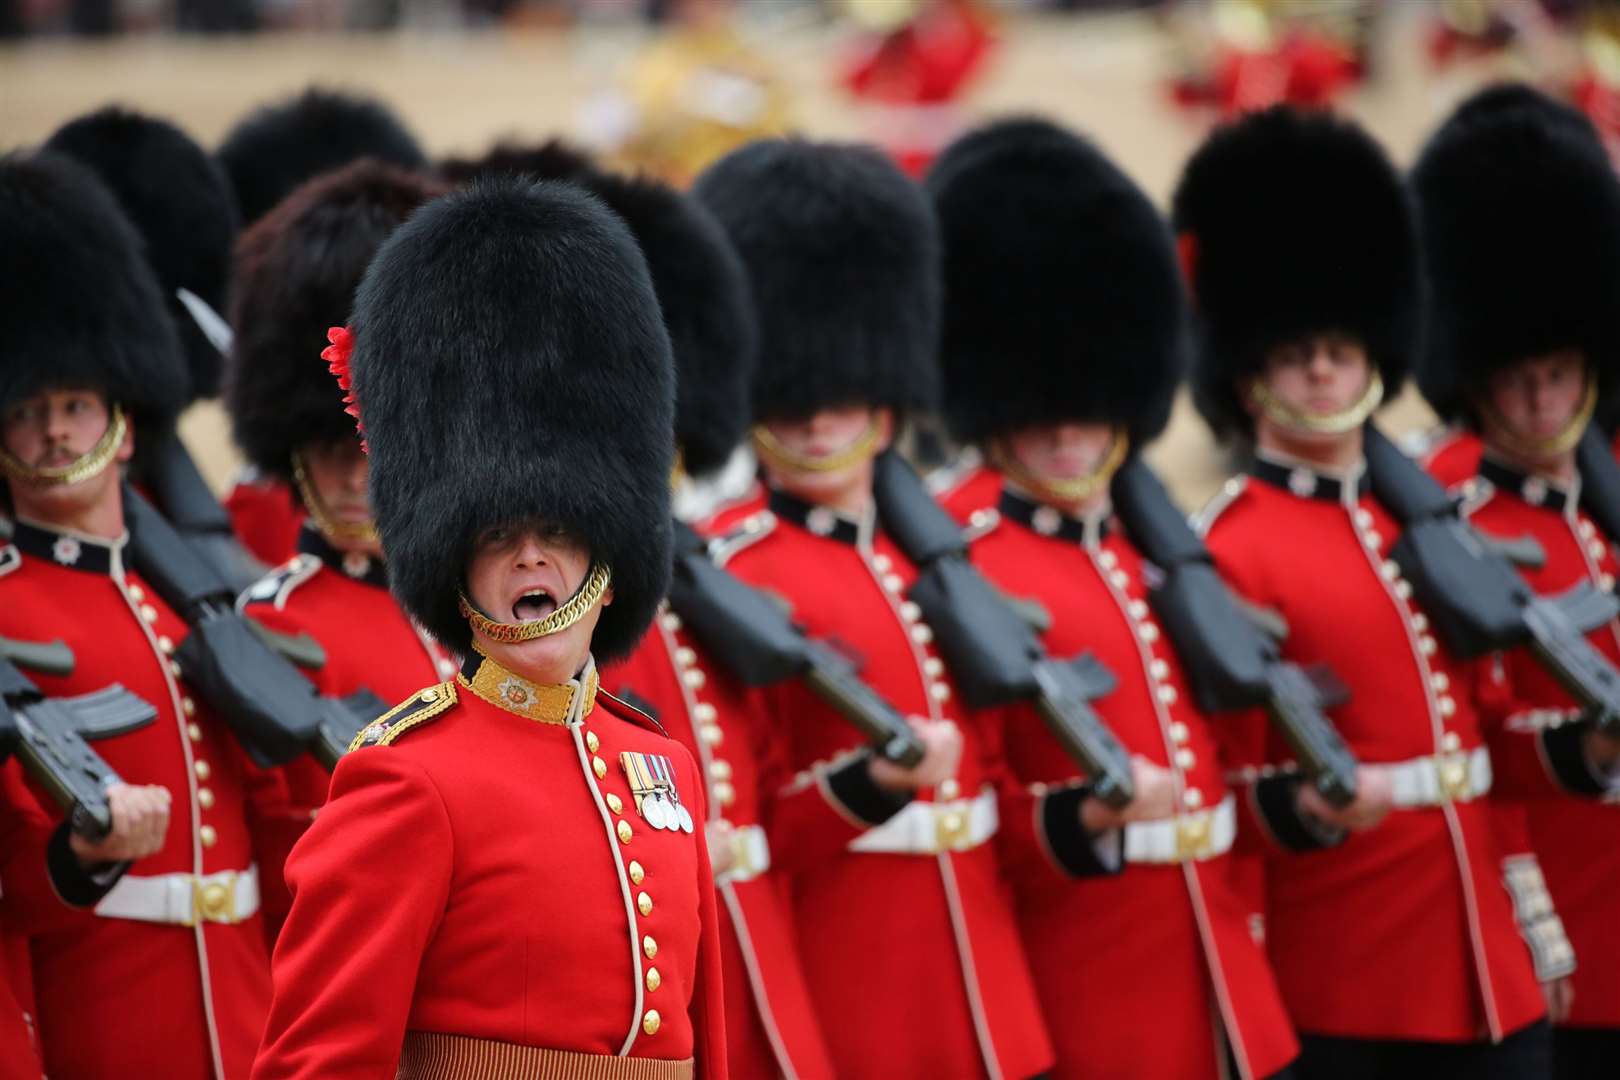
[458,648,598,727]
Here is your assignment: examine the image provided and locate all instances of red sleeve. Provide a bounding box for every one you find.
[679,746,728,1080]
[0,760,86,937]
[252,749,454,1080]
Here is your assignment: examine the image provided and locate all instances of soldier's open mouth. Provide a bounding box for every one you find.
[512,590,557,621]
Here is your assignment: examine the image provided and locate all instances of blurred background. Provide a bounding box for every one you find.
[3,0,1616,507]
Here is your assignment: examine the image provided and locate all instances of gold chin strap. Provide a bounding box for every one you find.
[0,404,127,487]
[459,561,613,644]
[1249,371,1385,436]
[1478,379,1598,461]
[291,450,380,546]
[752,420,882,475]
[991,427,1130,504]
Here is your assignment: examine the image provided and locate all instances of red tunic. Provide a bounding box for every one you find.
[252,658,727,1079]
[238,530,457,940]
[0,765,66,1080]
[708,488,1053,1080]
[1447,455,1620,1027]
[0,519,275,1078]
[603,608,836,1078]
[1200,454,1545,1044]
[223,472,304,569]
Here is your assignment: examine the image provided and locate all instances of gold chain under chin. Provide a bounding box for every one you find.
[1478,379,1597,460]
[752,420,882,474]
[1249,371,1385,436]
[291,449,380,545]
[0,404,127,487]
[991,427,1130,504]
[459,561,613,644]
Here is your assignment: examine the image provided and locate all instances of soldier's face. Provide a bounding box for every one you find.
[760,406,893,509]
[1481,350,1588,457]
[1251,334,1370,445]
[464,522,612,683]
[1003,421,1115,505]
[301,438,379,555]
[1,386,133,524]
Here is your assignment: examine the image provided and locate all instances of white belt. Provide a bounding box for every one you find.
[848,788,998,855]
[1388,746,1492,808]
[94,864,260,927]
[1124,795,1237,865]
[715,824,771,885]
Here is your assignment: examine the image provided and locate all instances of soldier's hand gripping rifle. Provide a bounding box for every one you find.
[872,451,1136,808]
[0,636,158,841]
[1110,457,1360,807]
[668,521,924,766]
[1364,426,1620,734]
[121,484,389,769]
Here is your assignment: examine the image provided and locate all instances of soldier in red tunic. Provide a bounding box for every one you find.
[1411,84,1620,1079]
[252,177,726,1078]
[0,150,277,1079]
[1175,105,1550,1078]
[224,160,455,941]
[928,116,1300,1080]
[216,88,429,566]
[693,137,1053,1080]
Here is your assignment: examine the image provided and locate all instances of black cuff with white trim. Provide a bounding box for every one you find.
[46,821,127,908]
[825,750,913,826]
[1040,784,1123,878]
[1252,775,1345,852]
[1541,714,1615,797]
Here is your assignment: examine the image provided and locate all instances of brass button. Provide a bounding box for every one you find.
[1149,659,1170,680]
[1183,788,1204,809]
[693,702,717,724]
[617,820,633,844]
[198,787,215,810]
[661,611,682,632]
[713,781,736,807]
[643,935,658,959]
[900,601,922,623]
[872,554,892,573]
[645,967,661,992]
[128,584,144,602]
[157,635,175,655]
[675,647,697,667]
[1157,684,1178,706]
[708,759,732,782]
[700,724,724,747]
[606,793,624,815]
[910,624,934,645]
[1098,550,1118,569]
[1174,749,1196,770]
[1419,635,1437,656]
[1412,613,1430,633]
[194,760,211,781]
[199,825,217,848]
[682,668,706,690]
[168,661,183,679]
[198,881,230,921]
[1109,570,1130,590]
[1128,600,1149,620]
[881,573,904,594]
[592,756,608,780]
[1138,623,1160,643]
[939,778,960,800]
[1394,581,1413,601]
[638,891,654,916]
[642,1010,661,1036]
[421,688,439,703]
[628,860,645,885]
[586,731,600,753]
[929,682,951,703]
[1168,722,1189,744]
[1438,695,1457,717]
[1380,560,1400,582]
[1442,731,1462,752]
[187,723,203,743]
[923,657,944,677]
[139,604,158,624]
[181,697,196,717]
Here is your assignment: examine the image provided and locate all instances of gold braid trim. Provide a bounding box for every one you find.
[1477,379,1597,461]
[398,1031,694,1080]
[459,562,613,644]
[989,427,1129,505]
[0,404,126,487]
[349,682,458,751]
[752,420,881,474]
[458,648,599,726]
[291,449,380,545]
[1248,371,1385,436]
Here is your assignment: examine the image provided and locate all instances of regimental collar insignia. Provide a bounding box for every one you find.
[1249,453,1371,506]
[997,488,1110,546]
[457,648,598,727]
[620,749,695,833]
[767,487,867,546]
[1478,456,1575,515]
[10,519,122,576]
[298,526,388,589]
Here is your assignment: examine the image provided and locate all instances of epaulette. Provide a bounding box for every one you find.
[349,681,458,750]
[924,447,983,498]
[1192,475,1248,537]
[235,554,321,613]
[708,510,777,567]
[0,544,19,581]
[961,506,1001,543]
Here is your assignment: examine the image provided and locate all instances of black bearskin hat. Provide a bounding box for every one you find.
[693,138,940,422]
[1172,106,1421,440]
[46,106,240,404]
[349,178,674,662]
[0,150,187,434]
[225,159,447,484]
[928,117,1184,448]
[1412,83,1620,423]
[217,88,427,226]
[443,141,757,478]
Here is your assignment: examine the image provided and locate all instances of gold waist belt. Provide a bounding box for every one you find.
[399,1032,695,1080]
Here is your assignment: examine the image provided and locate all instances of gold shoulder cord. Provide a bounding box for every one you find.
[458,561,613,644]
[0,404,126,486]
[1477,379,1597,460]
[752,420,882,474]
[291,450,381,545]
[990,427,1129,505]
[349,681,459,751]
[1248,372,1385,436]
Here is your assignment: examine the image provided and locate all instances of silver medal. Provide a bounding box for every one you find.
[642,793,671,831]
[677,803,695,834]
